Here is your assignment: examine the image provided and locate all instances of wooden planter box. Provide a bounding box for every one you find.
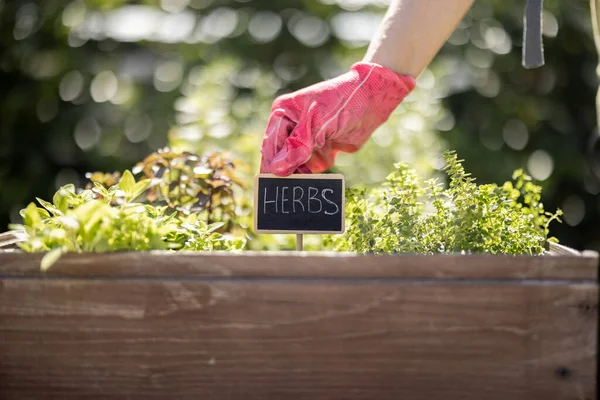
[0,247,598,399]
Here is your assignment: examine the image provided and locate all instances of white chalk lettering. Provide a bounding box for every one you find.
[308,187,322,213]
[322,189,339,215]
[293,186,305,212]
[281,186,290,214]
[262,183,341,217]
[263,187,278,214]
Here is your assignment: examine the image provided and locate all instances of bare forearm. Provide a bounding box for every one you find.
[364,0,475,77]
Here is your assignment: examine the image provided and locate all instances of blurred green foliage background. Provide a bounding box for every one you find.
[1,0,599,251]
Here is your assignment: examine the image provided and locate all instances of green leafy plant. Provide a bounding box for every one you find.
[6,147,563,265]
[86,148,249,233]
[9,168,245,270]
[325,151,562,255]
[133,148,246,225]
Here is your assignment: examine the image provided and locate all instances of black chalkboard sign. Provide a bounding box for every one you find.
[254,174,345,234]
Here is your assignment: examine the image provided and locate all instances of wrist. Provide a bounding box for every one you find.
[350,61,417,98]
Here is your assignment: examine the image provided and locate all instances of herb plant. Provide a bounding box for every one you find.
[5,147,563,264]
[87,148,248,233]
[9,167,245,270]
[325,151,562,255]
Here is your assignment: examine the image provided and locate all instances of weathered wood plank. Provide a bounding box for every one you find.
[0,250,597,280]
[0,279,596,399]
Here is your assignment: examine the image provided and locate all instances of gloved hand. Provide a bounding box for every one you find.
[260,62,416,176]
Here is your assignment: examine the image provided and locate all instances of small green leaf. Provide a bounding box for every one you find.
[119,170,136,197]
[92,182,110,197]
[8,223,25,232]
[41,248,63,271]
[78,190,96,202]
[36,198,63,216]
[183,213,197,225]
[131,179,151,200]
[53,186,74,213]
[73,199,106,222]
[22,203,42,228]
[206,222,225,233]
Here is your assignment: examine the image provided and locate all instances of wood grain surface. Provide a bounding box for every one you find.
[0,275,597,399]
[0,250,597,280]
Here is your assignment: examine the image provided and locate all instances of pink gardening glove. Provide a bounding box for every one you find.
[260,62,416,176]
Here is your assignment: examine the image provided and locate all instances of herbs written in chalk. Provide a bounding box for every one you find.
[262,185,340,215]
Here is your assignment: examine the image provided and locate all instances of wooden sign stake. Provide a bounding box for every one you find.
[296,234,303,251]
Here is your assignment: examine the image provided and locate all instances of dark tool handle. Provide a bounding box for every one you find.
[523,0,545,69]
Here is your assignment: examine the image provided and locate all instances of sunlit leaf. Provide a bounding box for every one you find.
[22,203,41,228]
[36,198,62,217]
[53,185,75,213]
[206,222,225,232]
[119,170,136,197]
[41,248,63,271]
[132,179,152,200]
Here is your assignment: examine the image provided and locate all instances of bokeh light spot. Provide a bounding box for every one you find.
[104,6,161,42]
[436,112,455,132]
[90,71,118,103]
[208,123,233,138]
[197,8,238,43]
[14,3,39,40]
[154,11,196,42]
[527,150,554,181]
[74,117,101,151]
[330,12,381,46]
[502,119,529,150]
[59,70,85,102]
[110,78,134,105]
[161,0,190,13]
[62,1,86,28]
[542,10,558,38]
[125,113,153,143]
[289,15,330,48]
[481,20,511,55]
[372,126,393,147]
[562,194,585,226]
[474,70,500,98]
[401,113,426,132]
[154,60,184,92]
[231,65,260,88]
[466,46,494,69]
[416,69,435,90]
[448,27,470,46]
[248,11,282,43]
